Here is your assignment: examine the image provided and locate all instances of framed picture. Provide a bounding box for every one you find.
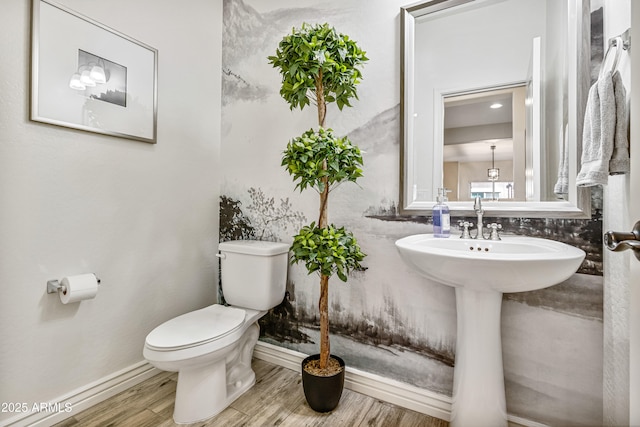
[30,0,158,144]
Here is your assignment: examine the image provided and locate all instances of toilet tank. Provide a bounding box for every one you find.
[218,240,289,311]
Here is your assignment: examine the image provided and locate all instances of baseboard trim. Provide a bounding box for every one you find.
[254,341,549,427]
[254,341,452,421]
[1,361,159,427]
[2,343,548,427]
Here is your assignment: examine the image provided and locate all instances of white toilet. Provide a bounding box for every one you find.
[143,240,289,424]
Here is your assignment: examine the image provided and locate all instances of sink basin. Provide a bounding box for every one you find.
[395,234,585,293]
[395,234,585,427]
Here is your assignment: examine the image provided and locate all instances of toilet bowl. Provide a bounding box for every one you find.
[143,240,289,424]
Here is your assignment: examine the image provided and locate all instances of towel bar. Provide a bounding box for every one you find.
[599,28,631,78]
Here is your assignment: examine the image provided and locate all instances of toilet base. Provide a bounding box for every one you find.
[172,322,260,424]
[173,365,256,424]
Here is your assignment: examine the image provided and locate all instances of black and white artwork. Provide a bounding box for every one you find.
[77,50,127,107]
[31,0,157,143]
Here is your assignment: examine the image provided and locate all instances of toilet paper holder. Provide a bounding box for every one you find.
[47,274,101,294]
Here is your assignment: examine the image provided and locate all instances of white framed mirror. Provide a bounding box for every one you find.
[400,0,592,218]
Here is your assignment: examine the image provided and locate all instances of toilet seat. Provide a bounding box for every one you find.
[145,305,246,352]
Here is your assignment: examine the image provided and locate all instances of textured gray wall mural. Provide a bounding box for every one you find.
[220,1,604,425]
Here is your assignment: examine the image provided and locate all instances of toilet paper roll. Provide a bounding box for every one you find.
[59,273,99,304]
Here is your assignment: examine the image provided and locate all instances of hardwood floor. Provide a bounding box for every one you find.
[54,359,449,427]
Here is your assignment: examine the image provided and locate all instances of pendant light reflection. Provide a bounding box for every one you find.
[80,68,96,87]
[487,144,499,181]
[68,73,85,90]
[90,64,107,84]
[69,61,107,90]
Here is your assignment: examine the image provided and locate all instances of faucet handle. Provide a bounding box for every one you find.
[458,221,474,239]
[488,223,502,240]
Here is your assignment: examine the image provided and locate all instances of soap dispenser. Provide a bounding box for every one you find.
[433,188,451,238]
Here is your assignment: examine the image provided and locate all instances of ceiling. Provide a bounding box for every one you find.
[444,94,513,129]
[443,89,515,162]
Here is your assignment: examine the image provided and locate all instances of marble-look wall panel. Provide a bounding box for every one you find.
[220,1,603,425]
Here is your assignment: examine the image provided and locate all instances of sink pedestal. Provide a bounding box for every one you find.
[395,233,586,427]
[451,288,507,427]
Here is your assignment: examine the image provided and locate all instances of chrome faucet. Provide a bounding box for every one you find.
[473,197,484,239]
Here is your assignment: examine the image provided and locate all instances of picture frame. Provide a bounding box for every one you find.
[30,0,158,144]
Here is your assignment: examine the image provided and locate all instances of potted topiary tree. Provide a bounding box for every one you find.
[268,22,368,412]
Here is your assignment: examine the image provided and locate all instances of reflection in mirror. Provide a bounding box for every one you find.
[443,85,525,202]
[400,0,592,218]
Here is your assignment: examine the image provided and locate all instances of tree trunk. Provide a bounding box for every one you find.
[318,174,329,227]
[316,71,330,370]
[316,73,329,228]
[316,73,326,127]
[319,273,330,369]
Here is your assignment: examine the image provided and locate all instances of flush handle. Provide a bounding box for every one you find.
[604,221,640,261]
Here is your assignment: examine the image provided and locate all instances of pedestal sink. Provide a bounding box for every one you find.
[395,234,585,427]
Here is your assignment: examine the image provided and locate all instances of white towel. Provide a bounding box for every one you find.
[609,71,630,174]
[576,71,616,187]
[553,124,569,197]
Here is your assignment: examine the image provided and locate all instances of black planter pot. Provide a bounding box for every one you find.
[301,354,345,412]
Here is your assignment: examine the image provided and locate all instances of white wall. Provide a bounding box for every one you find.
[0,0,222,423]
[629,5,640,424]
[601,0,632,424]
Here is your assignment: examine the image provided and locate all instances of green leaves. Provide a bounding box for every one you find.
[268,23,368,111]
[290,223,365,282]
[282,128,363,193]
[270,23,368,289]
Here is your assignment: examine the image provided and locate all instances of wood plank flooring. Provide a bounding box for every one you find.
[54,359,449,427]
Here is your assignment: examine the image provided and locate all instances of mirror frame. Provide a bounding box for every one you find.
[399,0,592,218]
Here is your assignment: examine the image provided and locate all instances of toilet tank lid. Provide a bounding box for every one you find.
[218,240,290,256]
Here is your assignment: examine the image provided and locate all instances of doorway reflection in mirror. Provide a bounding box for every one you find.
[443,85,524,202]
